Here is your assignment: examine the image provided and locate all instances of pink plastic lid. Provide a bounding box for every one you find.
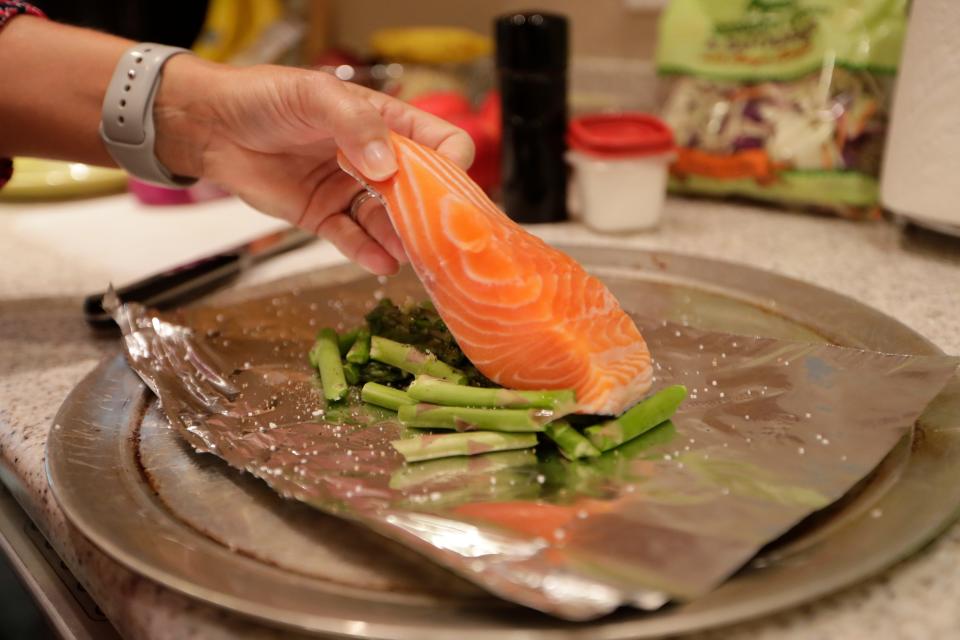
[568,113,674,158]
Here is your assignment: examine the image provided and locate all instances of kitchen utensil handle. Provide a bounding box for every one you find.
[83,252,245,328]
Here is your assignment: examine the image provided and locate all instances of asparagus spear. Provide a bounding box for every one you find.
[361,382,415,411]
[407,375,576,411]
[308,344,321,368]
[370,336,467,384]
[346,327,371,364]
[311,328,359,366]
[337,328,360,356]
[388,449,537,490]
[343,362,360,386]
[398,403,550,432]
[314,328,348,402]
[585,385,688,451]
[391,431,538,463]
[544,420,601,460]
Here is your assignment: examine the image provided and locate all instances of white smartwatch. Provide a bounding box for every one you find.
[99,43,198,188]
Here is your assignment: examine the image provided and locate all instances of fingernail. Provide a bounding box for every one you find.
[362,140,398,181]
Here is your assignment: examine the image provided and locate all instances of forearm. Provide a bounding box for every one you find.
[0,16,127,165]
[0,15,214,176]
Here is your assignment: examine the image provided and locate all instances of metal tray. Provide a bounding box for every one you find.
[46,247,960,639]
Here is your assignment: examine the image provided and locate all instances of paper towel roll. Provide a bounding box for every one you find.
[881,0,960,226]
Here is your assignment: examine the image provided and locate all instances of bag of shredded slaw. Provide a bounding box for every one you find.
[656,0,908,218]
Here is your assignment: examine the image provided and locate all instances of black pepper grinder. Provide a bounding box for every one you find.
[495,12,569,223]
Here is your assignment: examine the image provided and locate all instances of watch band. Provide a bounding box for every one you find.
[99,43,198,188]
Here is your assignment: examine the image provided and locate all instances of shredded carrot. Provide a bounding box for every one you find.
[672,147,780,183]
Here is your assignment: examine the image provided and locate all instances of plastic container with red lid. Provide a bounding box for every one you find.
[567,113,675,232]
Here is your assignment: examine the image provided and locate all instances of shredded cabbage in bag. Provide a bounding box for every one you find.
[656,0,908,218]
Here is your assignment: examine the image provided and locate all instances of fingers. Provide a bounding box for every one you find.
[270,70,476,279]
[346,83,476,170]
[301,74,398,181]
[425,124,475,171]
[293,163,358,231]
[354,197,408,264]
[316,212,400,276]
[292,164,402,275]
[299,72,473,179]
[291,167,399,275]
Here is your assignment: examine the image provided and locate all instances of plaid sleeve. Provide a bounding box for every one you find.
[0,2,45,190]
[0,1,43,27]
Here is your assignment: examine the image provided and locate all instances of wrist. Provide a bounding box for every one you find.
[153,54,223,180]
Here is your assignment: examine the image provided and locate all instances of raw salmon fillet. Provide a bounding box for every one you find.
[341,133,652,414]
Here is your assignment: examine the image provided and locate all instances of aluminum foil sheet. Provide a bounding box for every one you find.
[106,275,958,621]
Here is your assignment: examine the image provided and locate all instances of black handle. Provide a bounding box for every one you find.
[83,252,245,328]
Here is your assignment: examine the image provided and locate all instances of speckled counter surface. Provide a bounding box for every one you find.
[1,194,958,640]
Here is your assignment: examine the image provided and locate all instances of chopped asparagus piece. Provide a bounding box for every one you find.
[388,449,538,490]
[346,328,371,364]
[544,420,601,460]
[585,385,688,451]
[337,328,360,356]
[314,328,348,402]
[407,375,576,411]
[370,336,466,384]
[308,342,322,368]
[398,404,550,432]
[391,431,538,463]
[343,362,360,386]
[361,382,415,411]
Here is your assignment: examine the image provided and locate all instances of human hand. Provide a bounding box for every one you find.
[153,58,475,275]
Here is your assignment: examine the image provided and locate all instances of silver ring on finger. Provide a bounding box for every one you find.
[348,190,376,222]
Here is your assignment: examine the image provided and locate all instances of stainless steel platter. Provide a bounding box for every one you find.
[47,247,960,639]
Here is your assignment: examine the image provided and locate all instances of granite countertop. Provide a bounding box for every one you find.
[1,193,958,639]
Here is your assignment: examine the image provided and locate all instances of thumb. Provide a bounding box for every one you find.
[308,75,398,181]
